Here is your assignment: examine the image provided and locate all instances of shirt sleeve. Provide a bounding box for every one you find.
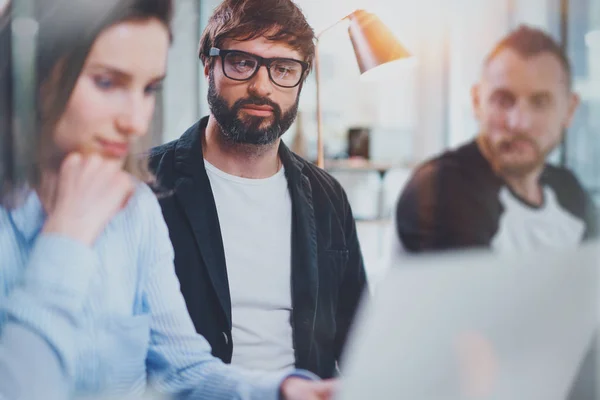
[0,323,69,400]
[0,234,99,399]
[137,185,318,400]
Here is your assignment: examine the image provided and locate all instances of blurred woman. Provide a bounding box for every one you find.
[0,0,322,398]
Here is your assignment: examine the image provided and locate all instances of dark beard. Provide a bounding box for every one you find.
[207,69,299,146]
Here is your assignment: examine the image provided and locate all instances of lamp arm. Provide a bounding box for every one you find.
[314,9,362,168]
[315,39,324,168]
[315,11,354,40]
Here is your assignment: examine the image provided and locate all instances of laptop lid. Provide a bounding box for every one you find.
[337,244,600,400]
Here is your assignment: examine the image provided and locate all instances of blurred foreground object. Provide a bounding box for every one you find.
[0,0,38,206]
[338,243,600,399]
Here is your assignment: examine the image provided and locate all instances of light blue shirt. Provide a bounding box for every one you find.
[0,183,314,399]
[0,322,69,400]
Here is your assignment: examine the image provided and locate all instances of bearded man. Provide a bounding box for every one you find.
[149,0,367,380]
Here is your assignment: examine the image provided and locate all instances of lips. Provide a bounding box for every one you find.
[98,139,129,158]
[240,106,274,118]
[504,140,532,152]
[241,105,274,114]
[242,105,273,111]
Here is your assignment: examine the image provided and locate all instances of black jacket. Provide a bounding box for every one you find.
[148,117,367,378]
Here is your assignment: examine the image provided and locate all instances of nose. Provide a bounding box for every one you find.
[247,65,273,97]
[115,92,152,138]
[506,101,533,133]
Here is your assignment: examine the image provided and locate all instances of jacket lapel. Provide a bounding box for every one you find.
[280,144,319,367]
[172,118,232,328]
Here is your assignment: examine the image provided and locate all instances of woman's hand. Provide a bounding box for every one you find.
[42,153,134,246]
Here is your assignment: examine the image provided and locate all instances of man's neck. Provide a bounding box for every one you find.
[476,137,544,206]
[503,173,544,206]
[203,116,282,179]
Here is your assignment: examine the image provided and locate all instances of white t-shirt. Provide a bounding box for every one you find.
[204,159,295,372]
[491,186,585,252]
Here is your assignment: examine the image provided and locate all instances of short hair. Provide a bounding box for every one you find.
[1,0,173,207]
[198,0,315,73]
[484,25,572,88]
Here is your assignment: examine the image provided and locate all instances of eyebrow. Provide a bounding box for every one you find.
[490,88,553,99]
[531,91,553,99]
[490,88,515,97]
[223,48,304,62]
[87,63,166,83]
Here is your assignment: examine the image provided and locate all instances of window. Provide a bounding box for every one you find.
[565,0,600,200]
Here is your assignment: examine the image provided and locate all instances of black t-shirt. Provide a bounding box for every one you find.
[396,140,598,253]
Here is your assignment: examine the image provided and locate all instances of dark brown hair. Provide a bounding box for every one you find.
[1,0,173,206]
[485,25,572,88]
[198,0,315,74]
[0,2,13,204]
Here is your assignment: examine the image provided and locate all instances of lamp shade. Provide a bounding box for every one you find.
[348,9,412,75]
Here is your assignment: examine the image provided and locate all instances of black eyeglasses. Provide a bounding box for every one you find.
[208,47,309,88]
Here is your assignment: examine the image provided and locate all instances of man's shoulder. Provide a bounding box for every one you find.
[542,164,590,201]
[289,152,346,197]
[398,140,501,217]
[148,139,177,173]
[147,120,204,173]
[409,141,485,188]
[282,151,354,221]
[145,140,179,195]
[146,122,202,193]
[149,139,178,161]
[542,164,597,237]
[543,163,584,187]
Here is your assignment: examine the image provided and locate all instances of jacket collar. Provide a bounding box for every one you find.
[173,116,307,179]
[173,117,208,178]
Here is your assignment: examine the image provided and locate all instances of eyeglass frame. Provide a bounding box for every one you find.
[208,47,310,88]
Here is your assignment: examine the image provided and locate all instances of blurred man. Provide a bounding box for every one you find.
[395,25,598,253]
[149,0,366,379]
[392,25,599,400]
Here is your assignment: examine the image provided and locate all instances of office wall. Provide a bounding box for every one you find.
[566,0,600,196]
[159,0,596,280]
[161,0,584,167]
[162,0,201,142]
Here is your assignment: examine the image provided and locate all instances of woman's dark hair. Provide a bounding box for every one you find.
[0,1,15,205]
[1,0,173,207]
